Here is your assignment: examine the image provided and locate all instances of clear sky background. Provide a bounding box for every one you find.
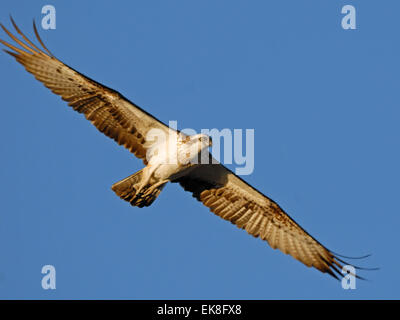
[0,1,398,299]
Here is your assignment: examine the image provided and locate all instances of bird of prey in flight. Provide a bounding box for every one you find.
[0,18,369,279]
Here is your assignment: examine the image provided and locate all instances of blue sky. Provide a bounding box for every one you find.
[0,1,398,299]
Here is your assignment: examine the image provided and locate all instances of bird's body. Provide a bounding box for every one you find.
[0,18,371,279]
[112,132,212,207]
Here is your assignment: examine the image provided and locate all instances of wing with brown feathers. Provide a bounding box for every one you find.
[173,155,349,279]
[0,18,171,163]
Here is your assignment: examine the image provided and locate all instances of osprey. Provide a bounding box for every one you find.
[0,18,368,279]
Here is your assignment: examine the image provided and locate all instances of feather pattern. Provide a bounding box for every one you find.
[173,154,351,279]
[0,18,172,163]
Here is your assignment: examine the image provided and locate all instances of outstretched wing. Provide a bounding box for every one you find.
[173,155,349,278]
[0,18,172,163]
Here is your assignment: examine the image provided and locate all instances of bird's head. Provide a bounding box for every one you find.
[190,133,212,148]
[183,134,211,157]
[177,133,212,164]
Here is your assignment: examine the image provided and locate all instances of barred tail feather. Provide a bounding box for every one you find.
[111,170,166,207]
